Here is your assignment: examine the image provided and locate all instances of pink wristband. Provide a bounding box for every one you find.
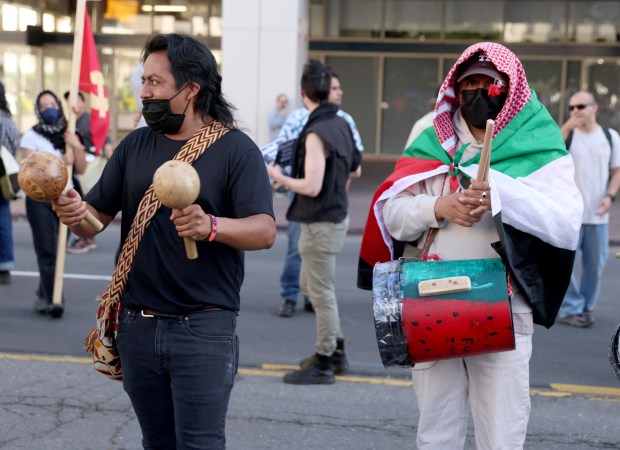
[207,214,218,241]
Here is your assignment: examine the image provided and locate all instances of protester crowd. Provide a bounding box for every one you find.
[1,34,618,448]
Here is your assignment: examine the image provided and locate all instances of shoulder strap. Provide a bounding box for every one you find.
[99,121,229,307]
[602,126,613,150]
[564,130,573,150]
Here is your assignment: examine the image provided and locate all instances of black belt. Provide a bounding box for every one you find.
[132,305,223,319]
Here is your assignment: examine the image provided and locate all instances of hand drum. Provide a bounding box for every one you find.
[153,160,201,260]
[18,152,103,231]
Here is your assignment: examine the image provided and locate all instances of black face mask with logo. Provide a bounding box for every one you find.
[142,85,191,134]
[460,88,507,129]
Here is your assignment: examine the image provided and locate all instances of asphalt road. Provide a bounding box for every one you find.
[1,219,619,449]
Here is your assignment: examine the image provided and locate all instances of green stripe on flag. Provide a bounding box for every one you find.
[404,126,451,164]
[403,89,568,180]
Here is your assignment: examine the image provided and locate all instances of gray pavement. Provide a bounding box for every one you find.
[3,161,620,449]
[2,356,620,450]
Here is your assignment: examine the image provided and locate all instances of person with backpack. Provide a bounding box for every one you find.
[559,91,620,327]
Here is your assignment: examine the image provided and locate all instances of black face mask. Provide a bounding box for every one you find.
[142,85,190,134]
[460,88,507,129]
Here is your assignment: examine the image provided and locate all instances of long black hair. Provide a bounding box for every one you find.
[0,81,11,115]
[141,33,235,127]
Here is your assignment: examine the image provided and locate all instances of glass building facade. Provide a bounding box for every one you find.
[1,0,619,159]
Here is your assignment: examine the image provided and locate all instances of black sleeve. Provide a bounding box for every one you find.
[351,148,362,172]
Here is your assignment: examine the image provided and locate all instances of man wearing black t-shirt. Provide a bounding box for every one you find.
[53,34,275,449]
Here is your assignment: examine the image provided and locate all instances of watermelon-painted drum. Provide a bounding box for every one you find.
[372,258,515,367]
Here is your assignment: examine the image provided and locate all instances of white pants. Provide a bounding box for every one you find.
[412,333,532,450]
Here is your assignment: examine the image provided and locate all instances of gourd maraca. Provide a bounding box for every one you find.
[152,160,201,260]
[18,152,104,231]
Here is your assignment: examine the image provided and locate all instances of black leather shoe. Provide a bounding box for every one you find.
[278,299,296,317]
[284,354,335,385]
[303,296,314,313]
[33,298,49,315]
[299,339,349,374]
[49,303,64,319]
[0,270,10,285]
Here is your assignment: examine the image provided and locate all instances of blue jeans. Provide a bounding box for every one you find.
[0,196,14,271]
[560,223,608,317]
[116,308,239,449]
[280,219,301,302]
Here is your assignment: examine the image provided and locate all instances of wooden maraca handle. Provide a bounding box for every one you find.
[184,238,198,260]
[58,188,104,231]
[85,212,104,232]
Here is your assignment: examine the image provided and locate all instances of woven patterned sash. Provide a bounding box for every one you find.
[85,121,229,349]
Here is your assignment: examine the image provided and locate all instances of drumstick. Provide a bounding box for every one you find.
[476,119,494,182]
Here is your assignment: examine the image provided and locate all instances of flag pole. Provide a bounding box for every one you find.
[52,0,87,306]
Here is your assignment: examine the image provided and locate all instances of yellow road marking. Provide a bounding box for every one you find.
[549,383,620,398]
[0,352,91,364]
[1,352,618,398]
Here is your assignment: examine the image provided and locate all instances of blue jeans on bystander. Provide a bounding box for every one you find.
[0,196,14,272]
[280,219,301,302]
[560,223,608,318]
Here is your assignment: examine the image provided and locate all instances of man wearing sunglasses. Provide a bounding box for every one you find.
[559,91,620,327]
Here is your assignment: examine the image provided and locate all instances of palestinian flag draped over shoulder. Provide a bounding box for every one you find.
[357,42,583,328]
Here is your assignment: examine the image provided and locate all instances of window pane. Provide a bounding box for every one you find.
[114,50,144,138]
[1,46,38,133]
[505,0,566,43]
[585,59,620,130]
[43,47,72,97]
[385,0,441,39]
[382,58,438,154]
[309,0,325,38]
[569,1,619,43]
[101,0,217,36]
[560,60,582,124]
[2,4,18,31]
[325,56,379,154]
[445,0,502,41]
[44,0,72,16]
[321,0,381,38]
[521,59,562,123]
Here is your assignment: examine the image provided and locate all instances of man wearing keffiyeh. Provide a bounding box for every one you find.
[358,42,582,448]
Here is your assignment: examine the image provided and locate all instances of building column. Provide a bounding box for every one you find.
[221,0,308,146]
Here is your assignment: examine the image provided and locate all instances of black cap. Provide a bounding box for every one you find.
[456,54,508,83]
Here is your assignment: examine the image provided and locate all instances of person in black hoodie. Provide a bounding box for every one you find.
[267,60,361,384]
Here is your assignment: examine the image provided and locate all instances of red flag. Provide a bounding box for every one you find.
[79,12,110,156]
